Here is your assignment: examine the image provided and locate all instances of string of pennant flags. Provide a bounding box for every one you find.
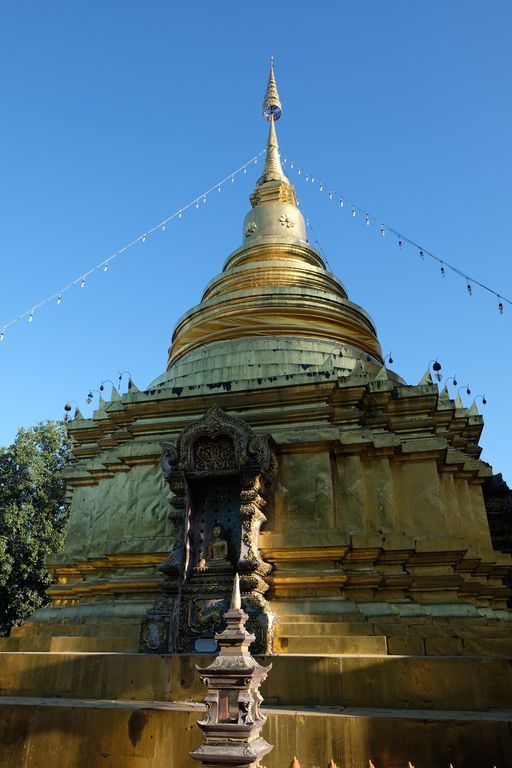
[1,147,511,346]
[0,150,266,343]
[282,156,511,314]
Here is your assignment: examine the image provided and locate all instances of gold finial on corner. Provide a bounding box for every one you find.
[262,56,282,121]
[231,572,242,610]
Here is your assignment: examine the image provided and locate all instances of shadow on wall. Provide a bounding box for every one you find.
[0,697,203,768]
[0,652,203,768]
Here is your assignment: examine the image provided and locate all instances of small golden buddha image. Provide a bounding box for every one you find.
[206,523,229,564]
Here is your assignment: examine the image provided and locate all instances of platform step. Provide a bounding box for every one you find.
[0,638,20,652]
[10,619,141,639]
[276,621,372,636]
[274,634,387,654]
[0,697,510,768]
[273,613,362,623]
[49,636,138,652]
[1,651,512,711]
[0,635,138,653]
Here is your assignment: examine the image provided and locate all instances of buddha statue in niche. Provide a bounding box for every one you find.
[197,523,230,570]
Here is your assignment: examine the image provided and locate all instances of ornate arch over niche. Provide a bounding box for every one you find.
[140,407,276,654]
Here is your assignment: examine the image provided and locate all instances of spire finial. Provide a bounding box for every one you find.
[257,59,288,186]
[262,56,282,120]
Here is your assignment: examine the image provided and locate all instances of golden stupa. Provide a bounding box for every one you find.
[1,62,511,767]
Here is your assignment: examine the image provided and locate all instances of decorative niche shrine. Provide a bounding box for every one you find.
[141,406,276,654]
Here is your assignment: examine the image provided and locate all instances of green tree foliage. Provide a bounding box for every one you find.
[0,421,72,634]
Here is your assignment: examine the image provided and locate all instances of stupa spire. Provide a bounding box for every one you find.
[262,56,282,120]
[257,58,289,186]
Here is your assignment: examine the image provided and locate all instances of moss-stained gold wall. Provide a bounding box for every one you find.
[272,452,334,532]
[334,454,366,531]
[61,462,171,560]
[270,450,492,549]
[44,377,511,618]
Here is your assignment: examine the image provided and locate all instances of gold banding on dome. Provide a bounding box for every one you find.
[168,291,382,368]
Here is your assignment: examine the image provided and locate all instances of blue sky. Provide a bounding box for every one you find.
[1,2,512,481]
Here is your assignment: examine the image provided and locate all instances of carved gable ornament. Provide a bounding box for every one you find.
[161,405,276,478]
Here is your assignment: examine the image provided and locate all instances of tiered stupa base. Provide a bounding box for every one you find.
[1,370,511,763]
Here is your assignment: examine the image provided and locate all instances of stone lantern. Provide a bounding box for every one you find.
[190,574,273,767]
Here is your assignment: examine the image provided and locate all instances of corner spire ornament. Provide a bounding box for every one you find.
[190,573,273,767]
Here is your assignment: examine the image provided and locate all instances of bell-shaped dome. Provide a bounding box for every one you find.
[150,63,384,395]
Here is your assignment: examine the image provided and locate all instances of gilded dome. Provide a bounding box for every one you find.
[150,64,387,394]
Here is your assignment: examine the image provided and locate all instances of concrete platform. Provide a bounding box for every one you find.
[2,650,512,711]
[0,696,510,768]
